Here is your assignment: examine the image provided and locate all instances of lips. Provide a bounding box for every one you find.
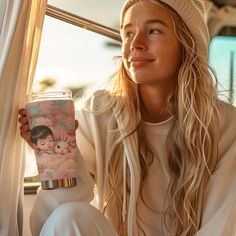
[128,56,155,69]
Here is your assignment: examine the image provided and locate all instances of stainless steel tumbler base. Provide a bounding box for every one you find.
[41,177,77,190]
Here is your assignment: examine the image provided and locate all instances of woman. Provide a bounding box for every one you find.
[19,0,236,235]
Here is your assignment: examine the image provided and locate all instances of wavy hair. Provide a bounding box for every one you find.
[161,2,220,235]
[90,0,221,235]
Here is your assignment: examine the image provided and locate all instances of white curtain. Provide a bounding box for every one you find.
[0,0,47,235]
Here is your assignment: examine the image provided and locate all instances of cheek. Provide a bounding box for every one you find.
[171,45,182,69]
[121,42,130,59]
[121,44,130,70]
[162,42,181,65]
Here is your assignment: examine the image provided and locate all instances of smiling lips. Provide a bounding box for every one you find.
[129,57,155,69]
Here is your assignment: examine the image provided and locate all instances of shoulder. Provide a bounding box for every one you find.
[216,101,236,173]
[76,89,125,117]
[75,90,121,129]
[80,90,116,111]
[219,100,236,115]
[218,101,236,131]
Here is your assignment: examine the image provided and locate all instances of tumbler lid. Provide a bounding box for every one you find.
[26,90,72,103]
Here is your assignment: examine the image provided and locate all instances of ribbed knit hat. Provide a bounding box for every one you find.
[120,0,210,59]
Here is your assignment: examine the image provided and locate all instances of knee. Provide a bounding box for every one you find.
[40,202,114,236]
[50,201,102,222]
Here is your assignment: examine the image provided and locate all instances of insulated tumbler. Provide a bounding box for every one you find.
[25,91,79,190]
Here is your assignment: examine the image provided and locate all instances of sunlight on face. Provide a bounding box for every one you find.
[121,0,181,87]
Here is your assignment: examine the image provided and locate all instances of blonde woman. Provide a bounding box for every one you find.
[19,0,236,235]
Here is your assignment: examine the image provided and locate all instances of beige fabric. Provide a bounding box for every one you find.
[77,92,236,235]
[0,0,47,235]
[76,93,236,236]
[39,202,118,236]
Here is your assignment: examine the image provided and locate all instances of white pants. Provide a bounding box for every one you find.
[39,202,119,236]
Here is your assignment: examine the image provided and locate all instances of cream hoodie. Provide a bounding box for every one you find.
[30,91,236,236]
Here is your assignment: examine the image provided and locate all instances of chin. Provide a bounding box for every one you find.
[130,74,145,84]
[130,75,153,84]
[130,70,155,84]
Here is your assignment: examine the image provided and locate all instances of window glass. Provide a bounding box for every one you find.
[209,36,236,106]
[24,15,121,178]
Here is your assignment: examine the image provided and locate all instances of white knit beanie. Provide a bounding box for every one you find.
[120,0,210,59]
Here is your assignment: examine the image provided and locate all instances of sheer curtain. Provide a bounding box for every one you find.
[0,0,47,235]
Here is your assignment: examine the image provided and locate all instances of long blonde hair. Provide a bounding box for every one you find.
[93,0,221,235]
[162,3,220,235]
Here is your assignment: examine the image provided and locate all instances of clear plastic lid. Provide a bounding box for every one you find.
[26,90,73,103]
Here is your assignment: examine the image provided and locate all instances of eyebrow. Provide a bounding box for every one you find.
[121,19,169,30]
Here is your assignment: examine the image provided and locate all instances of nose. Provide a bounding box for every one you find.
[130,32,146,51]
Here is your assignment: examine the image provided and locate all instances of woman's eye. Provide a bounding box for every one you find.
[149,29,161,35]
[125,31,134,38]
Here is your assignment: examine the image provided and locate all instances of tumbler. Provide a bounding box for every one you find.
[25,91,79,190]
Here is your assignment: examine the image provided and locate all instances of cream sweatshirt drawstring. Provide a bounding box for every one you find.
[113,106,140,236]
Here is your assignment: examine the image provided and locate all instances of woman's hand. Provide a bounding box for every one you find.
[18,108,33,147]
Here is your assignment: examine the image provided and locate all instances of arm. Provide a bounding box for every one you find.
[197,103,236,235]
[197,171,236,236]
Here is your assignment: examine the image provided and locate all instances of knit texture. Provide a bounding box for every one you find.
[120,0,210,59]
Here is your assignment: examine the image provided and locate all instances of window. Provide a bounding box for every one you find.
[24,14,121,190]
[209,36,236,106]
[33,16,121,94]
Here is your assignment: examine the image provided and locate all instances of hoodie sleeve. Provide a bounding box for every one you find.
[197,103,236,236]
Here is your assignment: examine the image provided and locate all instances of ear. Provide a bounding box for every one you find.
[60,130,66,141]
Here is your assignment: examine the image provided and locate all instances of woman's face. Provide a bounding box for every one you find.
[121,0,182,87]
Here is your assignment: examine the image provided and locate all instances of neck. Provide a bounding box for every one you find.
[139,84,175,123]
